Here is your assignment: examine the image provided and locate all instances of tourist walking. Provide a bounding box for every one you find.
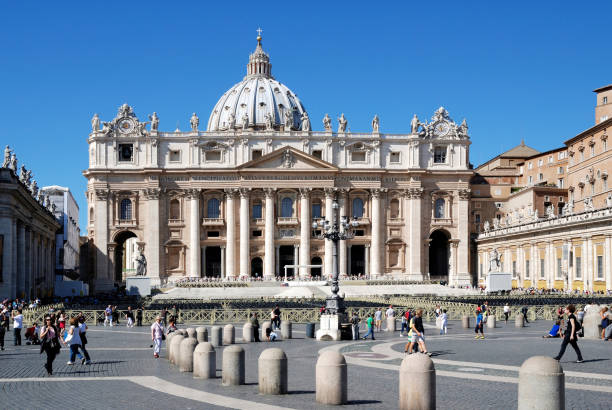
[12,309,23,346]
[151,316,164,358]
[439,309,448,335]
[104,305,113,327]
[350,312,360,340]
[77,315,91,364]
[362,313,375,340]
[553,304,584,363]
[374,308,383,332]
[521,305,530,323]
[250,313,260,342]
[39,316,60,375]
[125,307,135,328]
[475,307,485,339]
[503,304,510,323]
[272,305,281,330]
[405,309,431,356]
[385,305,395,331]
[0,306,9,350]
[600,307,610,340]
[161,308,168,327]
[58,311,66,332]
[400,310,410,337]
[112,306,120,325]
[63,317,82,365]
[136,307,143,326]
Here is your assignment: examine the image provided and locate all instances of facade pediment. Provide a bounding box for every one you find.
[238,146,338,171]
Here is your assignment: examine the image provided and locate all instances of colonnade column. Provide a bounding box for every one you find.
[17,223,25,298]
[324,188,335,278]
[264,188,276,279]
[201,245,207,277]
[239,188,250,278]
[564,240,572,290]
[299,188,311,278]
[188,189,201,278]
[143,188,161,285]
[408,188,423,280]
[370,189,382,278]
[224,189,236,278]
[347,245,352,276]
[275,245,280,277]
[338,189,348,277]
[605,235,612,292]
[220,245,226,279]
[581,237,588,291]
[94,190,111,291]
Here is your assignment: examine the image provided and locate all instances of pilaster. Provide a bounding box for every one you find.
[299,188,312,278]
[239,188,250,278]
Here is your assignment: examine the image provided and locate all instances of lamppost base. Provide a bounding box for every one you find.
[316,313,348,341]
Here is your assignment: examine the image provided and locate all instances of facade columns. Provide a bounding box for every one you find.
[347,244,352,276]
[449,240,458,278]
[324,188,335,277]
[239,188,250,278]
[456,189,471,285]
[93,190,111,290]
[370,189,383,278]
[264,188,276,279]
[294,244,299,275]
[564,240,572,290]
[201,245,207,277]
[585,236,593,292]
[407,188,423,280]
[224,189,237,278]
[605,235,612,292]
[17,222,25,298]
[188,189,201,278]
[581,238,588,290]
[338,189,348,277]
[299,188,311,278]
[275,245,280,276]
[364,244,370,277]
[143,188,161,284]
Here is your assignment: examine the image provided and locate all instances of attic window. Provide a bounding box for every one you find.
[169,150,181,162]
[205,151,221,162]
[252,149,262,160]
[390,152,400,163]
[240,103,247,108]
[351,151,366,162]
[224,106,230,110]
[259,102,266,107]
[312,150,322,160]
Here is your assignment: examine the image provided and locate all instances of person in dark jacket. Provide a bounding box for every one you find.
[39,316,60,375]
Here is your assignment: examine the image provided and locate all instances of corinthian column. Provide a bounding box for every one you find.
[93,189,111,291]
[338,189,348,277]
[188,189,201,278]
[299,188,311,278]
[225,189,236,278]
[143,188,161,284]
[324,188,336,277]
[408,187,423,280]
[370,189,383,278]
[239,188,250,278]
[456,188,471,286]
[264,188,276,279]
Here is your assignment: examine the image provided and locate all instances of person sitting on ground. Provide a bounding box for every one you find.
[166,319,177,334]
[543,320,562,338]
[265,326,278,342]
[24,322,40,345]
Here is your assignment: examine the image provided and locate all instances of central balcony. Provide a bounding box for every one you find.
[202,218,225,226]
[277,217,298,226]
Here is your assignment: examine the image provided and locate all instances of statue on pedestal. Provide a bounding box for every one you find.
[584,196,594,212]
[91,114,100,133]
[228,113,236,130]
[371,114,379,133]
[284,111,293,130]
[489,249,500,272]
[264,113,274,130]
[301,112,311,131]
[19,165,27,183]
[322,114,332,131]
[483,220,490,232]
[493,218,500,230]
[546,204,555,219]
[30,180,38,198]
[136,253,147,276]
[337,113,348,133]
[190,113,199,132]
[8,153,17,172]
[149,112,159,131]
[242,113,249,130]
[606,193,612,208]
[2,146,11,168]
[411,114,420,134]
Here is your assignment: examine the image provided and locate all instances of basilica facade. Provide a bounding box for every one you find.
[84,36,473,291]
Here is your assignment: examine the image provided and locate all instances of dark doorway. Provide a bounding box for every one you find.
[279,245,295,278]
[350,245,365,276]
[311,256,322,277]
[114,231,137,283]
[429,230,449,281]
[205,246,221,278]
[251,257,263,278]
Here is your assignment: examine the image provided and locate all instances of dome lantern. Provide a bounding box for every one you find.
[246,29,273,79]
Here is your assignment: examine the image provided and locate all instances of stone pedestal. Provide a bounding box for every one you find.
[126,276,151,297]
[582,305,604,339]
[316,313,347,341]
[487,315,496,329]
[386,317,396,332]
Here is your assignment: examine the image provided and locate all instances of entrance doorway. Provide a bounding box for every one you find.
[251,257,263,278]
[350,245,365,276]
[279,245,295,278]
[429,230,449,282]
[114,230,137,283]
[311,257,322,277]
[205,246,221,278]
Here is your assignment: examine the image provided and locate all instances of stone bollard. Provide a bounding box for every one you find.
[210,326,223,347]
[187,327,197,339]
[386,317,396,332]
[165,332,175,360]
[281,321,292,339]
[196,327,208,343]
[582,306,603,339]
[223,324,235,345]
[515,313,525,328]
[242,322,254,343]
[179,337,198,372]
[487,315,496,329]
[399,353,435,410]
[518,356,564,410]
[462,315,470,329]
[316,350,347,405]
[258,348,288,395]
[193,342,216,379]
[169,332,186,365]
[261,321,272,340]
[222,345,245,386]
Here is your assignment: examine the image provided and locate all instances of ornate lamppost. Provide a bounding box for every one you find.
[312,198,358,339]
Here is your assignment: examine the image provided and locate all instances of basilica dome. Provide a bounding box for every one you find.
[207,35,308,132]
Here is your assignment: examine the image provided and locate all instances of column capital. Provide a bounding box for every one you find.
[457,188,471,200]
[299,187,312,199]
[186,188,201,199]
[294,243,299,249]
[370,188,387,198]
[324,187,337,199]
[95,189,110,200]
[407,187,424,199]
[337,188,349,198]
[263,187,277,198]
[224,188,238,199]
[142,188,161,200]
[238,187,251,198]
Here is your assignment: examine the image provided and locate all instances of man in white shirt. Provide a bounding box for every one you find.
[503,304,510,323]
[12,309,23,346]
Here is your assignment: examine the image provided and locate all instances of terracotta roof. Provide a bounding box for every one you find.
[593,84,612,93]
[499,140,540,158]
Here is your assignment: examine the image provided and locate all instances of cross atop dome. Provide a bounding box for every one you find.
[247,28,273,79]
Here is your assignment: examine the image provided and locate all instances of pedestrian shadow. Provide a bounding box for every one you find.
[87,360,126,365]
[347,400,382,405]
[288,390,315,394]
[576,358,609,363]
[429,350,454,357]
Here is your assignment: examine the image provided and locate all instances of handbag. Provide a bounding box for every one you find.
[65,329,73,343]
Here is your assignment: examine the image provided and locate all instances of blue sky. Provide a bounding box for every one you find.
[1,1,610,233]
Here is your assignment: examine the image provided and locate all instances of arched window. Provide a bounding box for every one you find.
[434,198,445,219]
[390,198,400,219]
[207,198,220,218]
[120,199,132,220]
[281,197,293,217]
[169,199,181,220]
[352,198,364,218]
[252,199,262,219]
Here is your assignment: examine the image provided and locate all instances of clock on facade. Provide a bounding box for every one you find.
[117,118,136,134]
[433,122,450,137]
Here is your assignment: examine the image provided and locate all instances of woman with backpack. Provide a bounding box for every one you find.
[63,317,82,365]
[553,304,584,363]
[39,316,61,375]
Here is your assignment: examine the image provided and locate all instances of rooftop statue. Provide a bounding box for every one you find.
[284,110,293,129]
[91,113,100,133]
[322,114,332,131]
[483,220,490,232]
[149,112,159,131]
[583,196,594,212]
[372,114,379,133]
[606,193,612,208]
[228,113,236,130]
[2,145,11,168]
[8,153,17,172]
[190,113,199,132]
[242,113,249,130]
[337,113,347,133]
[30,180,38,198]
[19,165,27,183]
[301,112,311,131]
[264,112,274,130]
[410,114,420,134]
[546,204,555,219]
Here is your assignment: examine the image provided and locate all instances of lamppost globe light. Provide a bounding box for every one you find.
[332,200,339,209]
[311,221,318,229]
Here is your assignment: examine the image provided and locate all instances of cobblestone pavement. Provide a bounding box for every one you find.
[0,320,610,409]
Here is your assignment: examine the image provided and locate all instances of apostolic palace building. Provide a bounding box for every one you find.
[84,35,473,291]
